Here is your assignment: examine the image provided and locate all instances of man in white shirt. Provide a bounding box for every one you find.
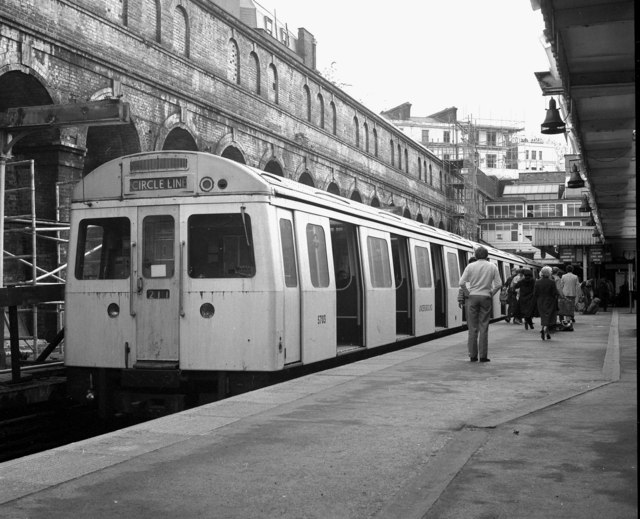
[560,265,580,322]
[459,246,502,362]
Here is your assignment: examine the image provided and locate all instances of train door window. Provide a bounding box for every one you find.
[75,217,131,280]
[306,224,329,287]
[142,215,175,278]
[414,246,432,287]
[188,214,256,278]
[367,236,391,288]
[279,218,298,287]
[446,252,460,287]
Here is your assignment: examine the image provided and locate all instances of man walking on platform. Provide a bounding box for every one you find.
[459,246,502,363]
[560,265,580,322]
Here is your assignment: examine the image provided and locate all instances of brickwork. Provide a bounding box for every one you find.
[1,0,454,228]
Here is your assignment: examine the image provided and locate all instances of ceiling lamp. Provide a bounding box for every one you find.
[567,164,585,188]
[541,98,566,135]
[579,193,592,212]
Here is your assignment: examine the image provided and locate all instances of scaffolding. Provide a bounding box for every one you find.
[2,159,68,361]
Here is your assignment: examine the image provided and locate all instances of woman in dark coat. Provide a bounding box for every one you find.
[514,269,536,330]
[534,266,563,340]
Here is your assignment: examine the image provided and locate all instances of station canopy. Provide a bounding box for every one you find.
[503,184,559,197]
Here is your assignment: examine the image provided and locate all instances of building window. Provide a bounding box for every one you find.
[304,85,311,121]
[487,131,496,146]
[228,39,240,84]
[390,140,395,166]
[364,122,369,152]
[526,203,563,218]
[486,154,496,168]
[264,16,273,35]
[317,93,325,129]
[443,154,450,161]
[330,101,337,135]
[279,28,290,46]
[373,128,378,156]
[565,203,581,216]
[525,150,529,160]
[249,52,260,94]
[539,150,543,160]
[443,131,450,143]
[429,164,433,185]
[532,150,537,160]
[404,149,408,173]
[354,116,360,147]
[174,6,189,57]
[487,204,524,218]
[418,159,422,180]
[268,64,278,104]
[397,144,402,169]
[142,0,161,42]
[421,130,429,144]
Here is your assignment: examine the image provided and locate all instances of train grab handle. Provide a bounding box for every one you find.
[179,240,185,317]
[130,241,137,316]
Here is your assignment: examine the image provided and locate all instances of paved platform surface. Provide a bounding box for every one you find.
[0,310,636,518]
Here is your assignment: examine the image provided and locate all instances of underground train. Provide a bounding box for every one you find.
[64,151,538,417]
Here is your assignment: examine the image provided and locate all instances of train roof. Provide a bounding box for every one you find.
[73,151,538,266]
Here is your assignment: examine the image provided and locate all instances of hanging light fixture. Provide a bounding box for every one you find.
[579,193,591,212]
[567,164,585,188]
[541,98,566,134]
[586,213,595,226]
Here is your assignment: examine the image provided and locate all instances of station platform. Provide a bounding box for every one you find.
[0,310,636,518]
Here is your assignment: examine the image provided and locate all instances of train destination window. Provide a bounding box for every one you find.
[279,219,298,287]
[75,217,131,280]
[142,215,175,278]
[306,224,329,288]
[414,246,433,287]
[188,214,256,278]
[367,236,392,288]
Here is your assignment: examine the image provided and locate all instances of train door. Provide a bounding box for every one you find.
[360,227,395,347]
[458,250,470,322]
[430,243,447,328]
[278,209,301,364]
[330,220,363,350]
[443,247,462,327]
[294,212,336,363]
[391,235,413,337]
[410,240,435,336]
[488,258,502,318]
[134,206,180,366]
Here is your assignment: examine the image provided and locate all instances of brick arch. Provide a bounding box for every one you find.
[214,132,248,163]
[164,126,198,151]
[350,190,362,203]
[326,181,340,195]
[221,145,246,164]
[298,171,314,187]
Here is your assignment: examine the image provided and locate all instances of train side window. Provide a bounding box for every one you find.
[279,219,298,287]
[306,224,329,287]
[446,251,460,287]
[188,214,256,278]
[142,215,175,278]
[75,217,131,280]
[414,246,433,288]
[367,236,392,288]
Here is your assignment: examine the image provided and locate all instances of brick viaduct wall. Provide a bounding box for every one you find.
[1,0,454,225]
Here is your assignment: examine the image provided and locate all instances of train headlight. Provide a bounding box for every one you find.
[107,303,120,317]
[200,303,215,318]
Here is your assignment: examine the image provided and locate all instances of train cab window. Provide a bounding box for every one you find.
[306,224,329,287]
[142,215,175,278]
[279,219,298,287]
[446,252,460,287]
[188,214,256,278]
[367,236,392,288]
[414,246,433,288]
[75,217,131,280]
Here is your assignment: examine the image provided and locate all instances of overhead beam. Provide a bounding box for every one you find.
[554,1,634,30]
[0,98,130,131]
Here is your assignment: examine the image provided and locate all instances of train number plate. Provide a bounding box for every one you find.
[147,289,170,299]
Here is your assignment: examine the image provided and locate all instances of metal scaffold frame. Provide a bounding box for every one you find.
[2,159,68,361]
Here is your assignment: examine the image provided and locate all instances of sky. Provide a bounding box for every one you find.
[262,0,557,138]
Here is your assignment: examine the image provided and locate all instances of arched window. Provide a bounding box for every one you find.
[317,93,325,129]
[397,143,402,170]
[354,116,360,147]
[249,52,260,94]
[429,164,433,185]
[371,196,381,208]
[142,0,160,42]
[327,182,340,195]
[268,64,278,104]
[373,128,378,157]
[390,139,394,166]
[439,170,443,190]
[418,159,422,180]
[228,39,240,84]
[174,5,189,57]
[404,148,409,173]
[363,122,369,153]
[330,101,337,135]
[303,85,311,122]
